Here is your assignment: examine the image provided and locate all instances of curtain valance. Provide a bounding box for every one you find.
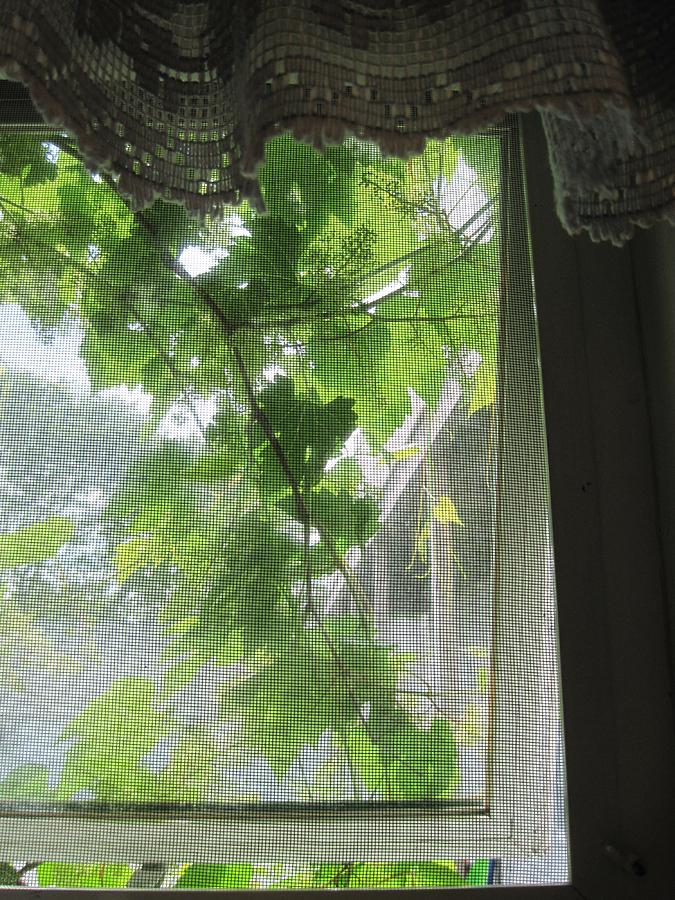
[0,1,671,244]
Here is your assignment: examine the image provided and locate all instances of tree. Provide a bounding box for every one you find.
[0,130,499,883]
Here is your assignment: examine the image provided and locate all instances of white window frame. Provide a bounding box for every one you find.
[0,99,673,898]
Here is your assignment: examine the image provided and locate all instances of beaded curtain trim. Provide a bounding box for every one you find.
[0,0,672,244]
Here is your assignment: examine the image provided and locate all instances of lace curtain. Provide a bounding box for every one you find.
[0,0,671,244]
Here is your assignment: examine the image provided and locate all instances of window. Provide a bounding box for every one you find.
[0,103,570,889]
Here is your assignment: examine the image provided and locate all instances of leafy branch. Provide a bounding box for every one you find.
[0,129,490,803]
[134,207,373,621]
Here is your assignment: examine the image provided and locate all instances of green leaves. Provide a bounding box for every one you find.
[0,135,57,185]
[56,678,170,802]
[175,864,253,889]
[114,534,167,583]
[160,628,244,698]
[347,705,459,800]
[0,516,74,568]
[0,596,73,691]
[0,864,20,886]
[107,445,202,539]
[140,199,201,256]
[25,859,489,889]
[80,320,156,391]
[250,216,303,279]
[432,496,463,525]
[255,377,357,493]
[406,238,499,415]
[0,764,51,800]
[308,319,391,399]
[221,642,345,776]
[280,488,379,554]
[258,134,345,237]
[267,860,489,889]
[37,864,133,889]
[221,628,401,777]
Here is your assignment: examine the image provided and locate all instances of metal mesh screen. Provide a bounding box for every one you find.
[0,112,567,888]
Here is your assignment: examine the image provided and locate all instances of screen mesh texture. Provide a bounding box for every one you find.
[0,117,567,888]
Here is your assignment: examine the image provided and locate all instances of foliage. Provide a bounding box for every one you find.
[0,763,52,800]
[0,864,21,886]
[55,677,171,801]
[0,516,74,568]
[0,858,491,889]
[266,859,490,890]
[0,127,500,880]
[37,863,134,889]
[175,863,254,889]
[171,859,490,889]
[0,590,76,690]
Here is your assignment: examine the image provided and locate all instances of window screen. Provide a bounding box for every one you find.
[0,115,567,889]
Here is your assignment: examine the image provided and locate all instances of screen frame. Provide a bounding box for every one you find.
[0,105,559,867]
[0,87,672,897]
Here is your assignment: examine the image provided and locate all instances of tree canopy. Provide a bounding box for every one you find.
[0,128,500,887]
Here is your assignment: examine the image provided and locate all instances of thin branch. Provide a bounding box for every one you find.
[122,293,210,442]
[303,516,313,620]
[17,862,41,878]
[242,307,496,331]
[331,863,355,888]
[134,209,375,625]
